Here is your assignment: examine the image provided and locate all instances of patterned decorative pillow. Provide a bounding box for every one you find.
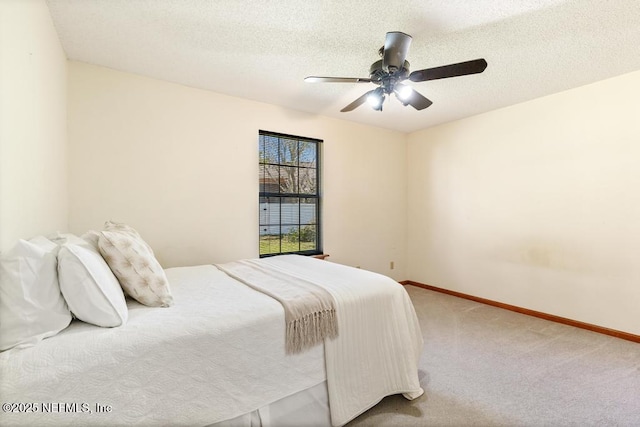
[98,225,173,307]
[103,221,154,252]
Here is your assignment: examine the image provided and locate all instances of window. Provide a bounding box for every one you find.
[259,130,322,257]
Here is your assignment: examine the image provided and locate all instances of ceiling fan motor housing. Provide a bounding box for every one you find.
[382,31,413,72]
[369,60,410,79]
[369,59,410,94]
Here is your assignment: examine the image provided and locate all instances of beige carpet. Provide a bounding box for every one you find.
[347,285,640,427]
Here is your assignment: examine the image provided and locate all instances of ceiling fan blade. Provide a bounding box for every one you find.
[409,58,488,82]
[305,76,372,83]
[341,91,373,112]
[403,88,433,110]
[382,31,412,72]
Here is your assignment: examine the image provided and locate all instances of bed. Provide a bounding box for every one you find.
[0,254,424,427]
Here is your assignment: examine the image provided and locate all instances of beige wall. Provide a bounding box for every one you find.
[0,0,68,251]
[6,2,638,334]
[67,62,407,279]
[407,70,640,335]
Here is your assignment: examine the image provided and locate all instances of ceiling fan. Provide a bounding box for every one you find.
[305,31,487,112]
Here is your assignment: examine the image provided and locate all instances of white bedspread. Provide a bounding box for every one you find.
[0,257,424,427]
[0,265,325,426]
[257,256,424,426]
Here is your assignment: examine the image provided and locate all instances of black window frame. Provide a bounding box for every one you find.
[259,130,322,257]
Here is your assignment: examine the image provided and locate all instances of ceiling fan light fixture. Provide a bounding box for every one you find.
[367,88,385,110]
[395,84,413,102]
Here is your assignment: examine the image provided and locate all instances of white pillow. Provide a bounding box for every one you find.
[81,230,101,250]
[48,231,85,246]
[0,236,72,351]
[58,238,128,327]
[98,226,173,307]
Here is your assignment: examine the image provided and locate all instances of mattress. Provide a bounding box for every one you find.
[0,264,325,426]
[0,256,423,426]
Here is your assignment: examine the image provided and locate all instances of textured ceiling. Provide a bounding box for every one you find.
[47,0,640,133]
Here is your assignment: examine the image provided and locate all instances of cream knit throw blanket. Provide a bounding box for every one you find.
[216,259,338,354]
